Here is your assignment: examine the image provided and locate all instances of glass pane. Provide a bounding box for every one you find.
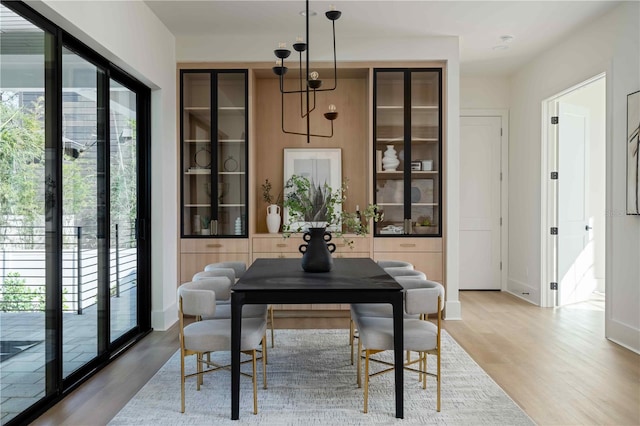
[217,73,246,236]
[182,73,211,236]
[61,47,99,377]
[0,5,48,422]
[109,79,137,341]
[410,71,440,235]
[375,71,404,234]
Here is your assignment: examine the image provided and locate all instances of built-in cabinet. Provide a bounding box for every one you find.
[373,68,442,237]
[180,70,248,238]
[178,62,446,309]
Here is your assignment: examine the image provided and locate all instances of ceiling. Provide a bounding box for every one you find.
[144,0,620,76]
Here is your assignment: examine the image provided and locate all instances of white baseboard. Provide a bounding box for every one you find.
[607,317,640,354]
[506,278,540,305]
[151,302,178,331]
[444,300,462,320]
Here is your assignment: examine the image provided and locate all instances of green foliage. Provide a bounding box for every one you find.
[1,272,44,312]
[0,93,45,234]
[261,178,283,205]
[282,175,382,244]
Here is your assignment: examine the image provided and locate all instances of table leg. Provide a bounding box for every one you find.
[231,293,243,420]
[392,292,404,419]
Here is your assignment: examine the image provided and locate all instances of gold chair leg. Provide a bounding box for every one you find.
[357,337,362,388]
[422,352,427,389]
[364,350,370,413]
[196,354,202,390]
[436,350,441,412]
[269,305,275,348]
[263,332,268,364]
[262,336,267,389]
[252,349,258,415]
[180,351,186,413]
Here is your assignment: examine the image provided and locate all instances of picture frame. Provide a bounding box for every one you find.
[627,90,640,215]
[283,148,342,230]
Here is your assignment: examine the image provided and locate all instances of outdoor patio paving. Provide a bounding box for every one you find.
[0,289,136,425]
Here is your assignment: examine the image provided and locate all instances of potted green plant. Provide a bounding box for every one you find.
[261,179,283,233]
[282,175,381,272]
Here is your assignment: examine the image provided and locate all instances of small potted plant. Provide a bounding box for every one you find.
[261,179,283,233]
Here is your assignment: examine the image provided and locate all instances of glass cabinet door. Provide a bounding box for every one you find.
[181,70,248,237]
[374,69,442,236]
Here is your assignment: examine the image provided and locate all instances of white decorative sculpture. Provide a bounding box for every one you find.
[382,145,400,171]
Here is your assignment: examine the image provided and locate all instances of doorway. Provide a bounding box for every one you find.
[543,75,606,307]
[459,110,509,290]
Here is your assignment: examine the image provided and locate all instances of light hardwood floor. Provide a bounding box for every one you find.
[32,291,639,425]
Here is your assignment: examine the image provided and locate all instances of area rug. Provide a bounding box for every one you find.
[110,329,534,425]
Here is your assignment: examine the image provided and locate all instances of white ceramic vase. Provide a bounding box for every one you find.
[382,145,400,171]
[266,204,281,233]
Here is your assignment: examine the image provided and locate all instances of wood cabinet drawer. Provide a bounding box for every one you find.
[180,253,250,284]
[252,236,299,252]
[181,238,249,254]
[374,237,442,253]
[253,234,371,254]
[373,252,443,281]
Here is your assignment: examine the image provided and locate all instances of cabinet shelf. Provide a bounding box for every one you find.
[220,203,245,207]
[184,106,210,111]
[377,171,439,178]
[185,139,211,143]
[185,203,210,208]
[219,171,245,175]
[219,139,245,143]
[377,105,438,110]
[185,169,211,175]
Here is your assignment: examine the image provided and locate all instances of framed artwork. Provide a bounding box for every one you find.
[628,90,640,215]
[283,148,342,230]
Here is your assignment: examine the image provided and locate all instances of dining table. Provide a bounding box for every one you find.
[230,257,404,419]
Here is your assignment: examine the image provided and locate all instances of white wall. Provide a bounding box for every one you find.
[509,2,639,352]
[460,77,510,110]
[178,34,464,319]
[29,0,179,330]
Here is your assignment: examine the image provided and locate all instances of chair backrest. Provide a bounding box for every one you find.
[204,261,247,279]
[178,283,217,318]
[193,268,236,285]
[385,267,427,280]
[404,281,445,315]
[182,276,232,301]
[376,260,414,270]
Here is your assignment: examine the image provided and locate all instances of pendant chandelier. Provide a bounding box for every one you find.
[272,0,341,143]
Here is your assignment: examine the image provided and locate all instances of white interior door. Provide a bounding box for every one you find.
[557,102,596,305]
[459,116,501,290]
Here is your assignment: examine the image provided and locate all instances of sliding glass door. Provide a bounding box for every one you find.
[0,2,151,424]
[0,4,50,421]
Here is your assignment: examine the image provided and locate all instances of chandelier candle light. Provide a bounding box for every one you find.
[272,0,341,143]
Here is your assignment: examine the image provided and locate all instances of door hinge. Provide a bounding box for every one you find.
[551,171,558,180]
[500,172,503,181]
[500,128,503,136]
[550,282,558,290]
[500,261,502,270]
[551,116,559,124]
[550,227,558,235]
[500,217,503,226]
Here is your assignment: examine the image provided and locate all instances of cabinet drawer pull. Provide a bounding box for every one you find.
[276,243,287,248]
[206,243,223,248]
[278,254,285,258]
[400,243,416,248]
[337,244,346,248]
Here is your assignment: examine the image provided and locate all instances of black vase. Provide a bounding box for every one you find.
[299,227,336,272]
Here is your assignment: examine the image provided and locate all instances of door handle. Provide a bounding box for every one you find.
[585,225,593,231]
